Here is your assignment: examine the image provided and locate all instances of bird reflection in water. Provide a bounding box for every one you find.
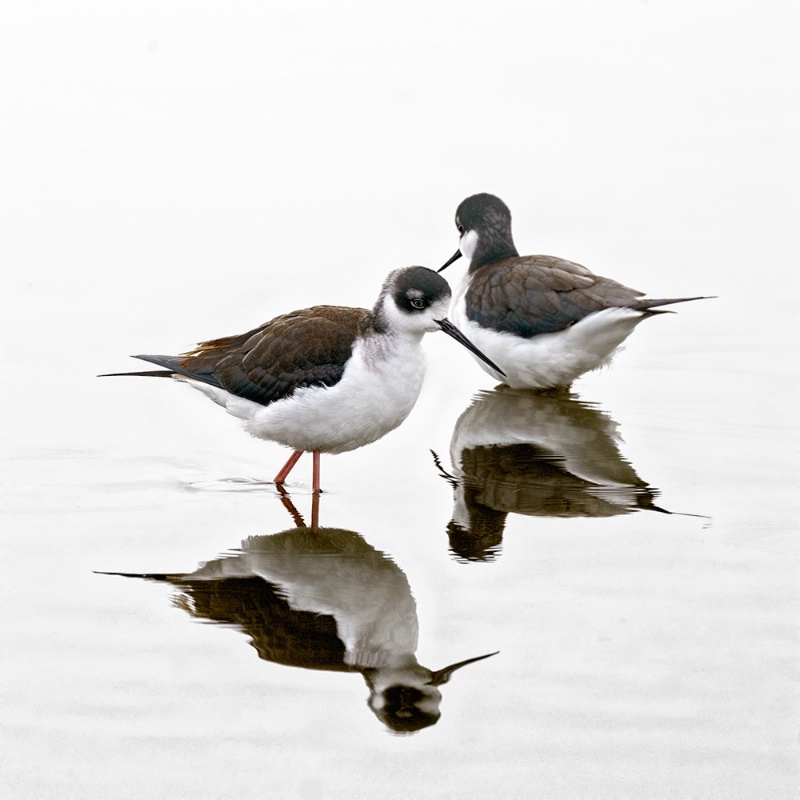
[436,387,668,561]
[99,525,496,733]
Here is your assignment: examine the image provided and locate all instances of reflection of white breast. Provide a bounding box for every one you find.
[185,531,419,669]
[450,388,639,488]
[245,553,418,668]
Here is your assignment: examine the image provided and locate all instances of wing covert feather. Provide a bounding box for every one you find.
[178,306,373,405]
[466,255,645,337]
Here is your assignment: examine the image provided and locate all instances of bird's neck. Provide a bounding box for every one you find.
[469,232,518,271]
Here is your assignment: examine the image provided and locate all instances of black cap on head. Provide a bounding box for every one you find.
[370,685,441,733]
[390,266,451,314]
[445,193,518,269]
[455,193,512,233]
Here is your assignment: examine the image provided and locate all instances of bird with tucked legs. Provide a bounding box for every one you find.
[439,193,711,389]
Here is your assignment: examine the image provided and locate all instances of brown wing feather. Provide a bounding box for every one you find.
[466,255,647,337]
[178,306,373,405]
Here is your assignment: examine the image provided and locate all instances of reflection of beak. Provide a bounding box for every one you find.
[438,249,463,272]
[436,319,506,377]
[429,650,499,686]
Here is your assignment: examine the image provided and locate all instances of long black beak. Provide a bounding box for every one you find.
[438,249,462,273]
[436,318,506,377]
[429,651,499,686]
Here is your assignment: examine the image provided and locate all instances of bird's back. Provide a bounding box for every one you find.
[464,255,651,337]
[140,305,374,406]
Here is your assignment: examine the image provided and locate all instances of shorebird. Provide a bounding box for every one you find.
[439,193,710,389]
[101,266,502,493]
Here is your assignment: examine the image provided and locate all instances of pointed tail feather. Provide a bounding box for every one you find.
[99,354,223,388]
[131,353,183,371]
[98,353,181,379]
[631,295,716,311]
[97,369,176,378]
[94,570,183,582]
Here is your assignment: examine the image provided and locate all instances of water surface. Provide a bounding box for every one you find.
[3,2,798,798]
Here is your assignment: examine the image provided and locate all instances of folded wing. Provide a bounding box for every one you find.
[135,305,373,406]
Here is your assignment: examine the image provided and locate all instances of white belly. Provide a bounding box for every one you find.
[451,285,645,389]
[180,334,427,454]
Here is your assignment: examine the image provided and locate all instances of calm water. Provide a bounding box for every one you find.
[3,2,798,799]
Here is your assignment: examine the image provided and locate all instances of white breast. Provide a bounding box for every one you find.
[179,530,419,668]
[182,332,427,454]
[451,280,646,389]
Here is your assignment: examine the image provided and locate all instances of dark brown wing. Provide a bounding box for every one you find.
[465,255,647,337]
[171,305,373,405]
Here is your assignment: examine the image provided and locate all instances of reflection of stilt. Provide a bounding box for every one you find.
[97,528,497,733]
[275,483,320,534]
[441,387,671,561]
[310,490,319,534]
[276,483,306,527]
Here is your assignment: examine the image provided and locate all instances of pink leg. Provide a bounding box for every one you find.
[311,450,321,495]
[274,450,303,485]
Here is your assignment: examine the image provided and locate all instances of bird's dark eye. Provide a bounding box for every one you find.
[410,298,425,309]
[457,224,465,234]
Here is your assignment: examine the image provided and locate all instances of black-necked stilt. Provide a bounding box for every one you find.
[101,266,503,493]
[439,193,711,389]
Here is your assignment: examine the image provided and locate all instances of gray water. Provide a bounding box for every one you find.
[2,2,798,799]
